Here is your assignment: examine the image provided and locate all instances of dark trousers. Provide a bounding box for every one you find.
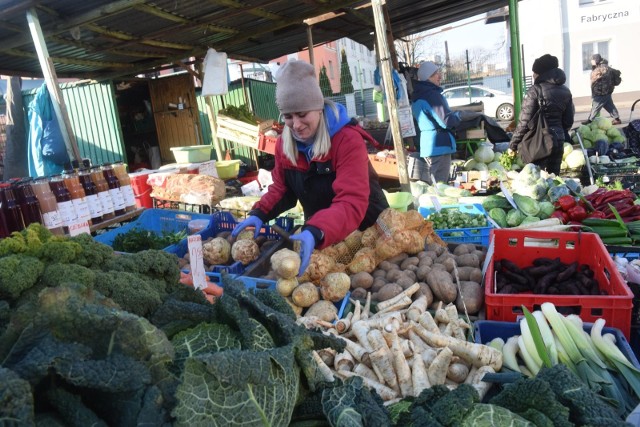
[534,128,565,175]
[588,94,620,121]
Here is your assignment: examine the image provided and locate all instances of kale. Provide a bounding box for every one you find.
[45,387,108,427]
[171,323,241,372]
[536,364,630,426]
[431,384,480,426]
[150,290,217,338]
[36,238,83,264]
[321,376,392,426]
[254,288,297,320]
[0,366,35,425]
[40,262,97,288]
[0,254,45,301]
[68,233,114,269]
[93,271,162,317]
[489,375,573,427]
[460,404,535,427]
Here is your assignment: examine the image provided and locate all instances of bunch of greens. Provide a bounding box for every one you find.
[427,208,488,230]
[111,228,187,252]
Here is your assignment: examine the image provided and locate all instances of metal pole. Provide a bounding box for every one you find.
[508,0,524,121]
[465,49,472,104]
[358,60,365,117]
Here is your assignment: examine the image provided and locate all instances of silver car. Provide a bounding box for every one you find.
[442,85,515,121]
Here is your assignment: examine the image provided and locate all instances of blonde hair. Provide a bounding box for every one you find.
[281,100,340,164]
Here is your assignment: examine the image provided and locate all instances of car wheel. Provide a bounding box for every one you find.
[496,103,514,121]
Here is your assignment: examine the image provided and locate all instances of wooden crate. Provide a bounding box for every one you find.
[216,114,274,149]
[369,154,398,179]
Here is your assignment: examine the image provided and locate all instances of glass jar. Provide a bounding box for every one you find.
[62,170,92,226]
[78,168,102,224]
[14,179,43,227]
[101,163,126,216]
[113,162,136,212]
[90,166,115,220]
[30,178,64,235]
[0,183,23,234]
[48,175,77,232]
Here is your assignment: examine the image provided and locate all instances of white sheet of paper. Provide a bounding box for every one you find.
[187,235,207,290]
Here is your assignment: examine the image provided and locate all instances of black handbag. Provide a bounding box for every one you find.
[518,89,556,164]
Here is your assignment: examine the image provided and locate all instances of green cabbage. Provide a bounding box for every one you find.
[520,216,540,225]
[489,208,508,228]
[464,158,478,171]
[473,162,489,172]
[562,142,573,160]
[606,127,621,139]
[474,144,495,164]
[565,150,586,169]
[538,201,555,219]
[513,194,541,217]
[482,195,513,210]
[506,209,525,227]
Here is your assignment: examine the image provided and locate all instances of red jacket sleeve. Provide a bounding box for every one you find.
[306,127,371,248]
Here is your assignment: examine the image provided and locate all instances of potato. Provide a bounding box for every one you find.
[386,269,404,282]
[426,269,457,303]
[425,251,438,260]
[387,253,409,265]
[396,275,415,290]
[404,270,417,282]
[285,297,303,316]
[441,257,457,273]
[350,287,368,301]
[276,277,299,297]
[372,269,387,279]
[456,253,480,268]
[376,283,403,302]
[417,282,434,306]
[305,300,338,322]
[418,256,433,268]
[470,268,483,284]
[456,266,476,281]
[350,272,374,290]
[291,282,320,307]
[400,257,419,270]
[320,272,350,302]
[405,264,419,273]
[271,248,301,279]
[377,260,394,271]
[473,250,487,265]
[177,258,189,268]
[431,264,447,271]
[416,251,429,259]
[371,278,387,293]
[426,243,446,256]
[452,244,471,256]
[455,281,483,315]
[416,265,431,281]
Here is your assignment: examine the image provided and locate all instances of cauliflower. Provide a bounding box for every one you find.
[231,239,260,265]
[202,237,231,265]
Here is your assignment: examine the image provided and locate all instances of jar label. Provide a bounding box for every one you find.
[98,191,115,213]
[42,210,63,229]
[57,200,77,226]
[109,188,126,211]
[120,184,136,208]
[85,194,102,218]
[72,197,92,222]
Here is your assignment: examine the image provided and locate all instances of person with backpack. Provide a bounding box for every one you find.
[583,53,622,125]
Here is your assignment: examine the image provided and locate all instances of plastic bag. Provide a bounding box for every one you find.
[202,48,229,96]
[145,143,161,170]
[41,118,70,165]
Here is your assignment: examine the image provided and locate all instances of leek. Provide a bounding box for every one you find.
[502,336,522,373]
[521,306,552,368]
[517,335,540,376]
[533,310,558,365]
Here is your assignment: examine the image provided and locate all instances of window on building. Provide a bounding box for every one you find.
[328,60,334,79]
[582,41,609,71]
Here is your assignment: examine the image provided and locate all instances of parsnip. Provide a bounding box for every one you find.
[411,349,431,396]
[312,350,335,382]
[445,304,465,341]
[335,312,353,334]
[362,291,371,320]
[389,331,413,397]
[411,322,503,370]
[360,311,404,329]
[428,347,453,385]
[400,338,414,358]
[353,363,379,382]
[446,362,470,383]
[352,299,362,323]
[464,366,478,385]
[337,335,369,364]
[417,311,439,333]
[376,283,420,312]
[376,294,413,315]
[471,365,495,400]
[317,348,336,366]
[351,320,372,352]
[406,295,428,322]
[369,347,400,394]
[334,350,355,372]
[408,330,430,354]
[434,302,449,324]
[335,370,398,401]
[421,348,437,367]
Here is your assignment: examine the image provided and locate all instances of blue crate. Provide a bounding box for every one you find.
[419,203,492,246]
[94,209,211,251]
[474,320,640,369]
[168,211,294,275]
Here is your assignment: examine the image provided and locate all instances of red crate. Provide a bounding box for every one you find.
[258,134,278,154]
[485,229,633,339]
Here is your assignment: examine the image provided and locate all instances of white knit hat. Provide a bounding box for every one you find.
[275,60,325,114]
[417,61,439,81]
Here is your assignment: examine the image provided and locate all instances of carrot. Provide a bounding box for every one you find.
[204,294,216,304]
[180,272,194,286]
[202,281,224,297]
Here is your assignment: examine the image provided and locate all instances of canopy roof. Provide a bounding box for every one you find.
[0,0,511,80]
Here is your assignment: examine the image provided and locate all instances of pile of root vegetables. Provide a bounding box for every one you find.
[307,289,502,403]
[264,208,488,318]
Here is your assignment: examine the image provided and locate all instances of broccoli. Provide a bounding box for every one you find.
[489,376,572,427]
[40,263,97,288]
[536,364,628,426]
[68,234,114,269]
[93,271,162,317]
[0,255,45,300]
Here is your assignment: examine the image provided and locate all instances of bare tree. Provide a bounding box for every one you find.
[395,33,443,67]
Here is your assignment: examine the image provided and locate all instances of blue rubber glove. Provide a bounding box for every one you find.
[289,230,316,277]
[231,215,263,239]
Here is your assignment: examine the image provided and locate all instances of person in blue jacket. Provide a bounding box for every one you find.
[411,61,460,183]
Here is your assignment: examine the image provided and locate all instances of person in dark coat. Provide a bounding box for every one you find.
[584,53,621,125]
[508,54,574,175]
[231,60,388,276]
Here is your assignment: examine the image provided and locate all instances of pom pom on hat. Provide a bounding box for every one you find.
[532,54,559,75]
[591,53,603,65]
[275,60,324,114]
[417,61,439,81]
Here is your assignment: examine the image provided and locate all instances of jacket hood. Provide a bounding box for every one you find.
[410,79,442,102]
[534,67,566,86]
[326,102,352,137]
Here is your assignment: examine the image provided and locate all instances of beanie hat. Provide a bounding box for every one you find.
[532,54,559,75]
[417,61,439,81]
[592,53,603,65]
[275,60,324,114]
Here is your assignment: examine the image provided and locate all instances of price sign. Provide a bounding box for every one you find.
[499,181,518,210]
[198,160,218,177]
[187,235,207,290]
[68,220,91,236]
[430,196,442,212]
[480,235,495,289]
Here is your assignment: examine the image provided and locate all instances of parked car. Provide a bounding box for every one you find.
[442,85,514,121]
